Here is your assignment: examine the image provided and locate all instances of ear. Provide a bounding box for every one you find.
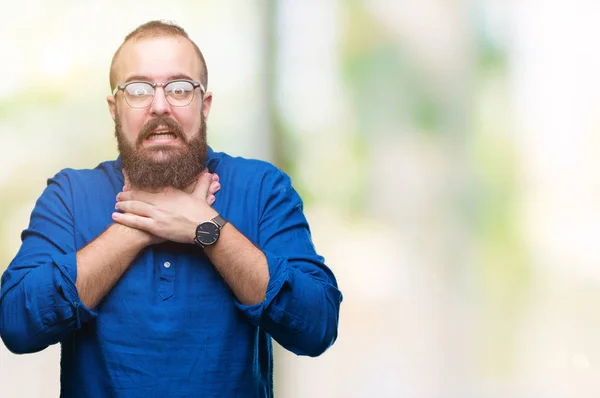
[107,95,117,121]
[201,91,213,120]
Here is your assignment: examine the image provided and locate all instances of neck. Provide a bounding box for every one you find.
[122,169,201,193]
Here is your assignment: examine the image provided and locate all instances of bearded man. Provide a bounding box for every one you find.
[0,20,342,398]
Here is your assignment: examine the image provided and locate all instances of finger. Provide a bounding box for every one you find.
[208,181,221,195]
[191,172,213,200]
[115,200,157,218]
[207,194,215,205]
[112,212,155,232]
[212,173,219,182]
[116,190,156,204]
[117,191,133,202]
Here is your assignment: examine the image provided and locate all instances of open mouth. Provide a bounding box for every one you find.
[145,126,178,141]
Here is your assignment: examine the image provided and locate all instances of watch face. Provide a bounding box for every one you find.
[195,221,220,246]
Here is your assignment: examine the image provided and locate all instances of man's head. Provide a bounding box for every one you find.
[107,20,212,190]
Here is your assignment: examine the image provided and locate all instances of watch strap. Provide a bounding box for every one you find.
[211,215,228,229]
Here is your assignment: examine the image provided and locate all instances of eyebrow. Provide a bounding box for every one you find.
[123,74,196,83]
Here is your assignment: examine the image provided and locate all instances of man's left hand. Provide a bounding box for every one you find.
[112,172,219,244]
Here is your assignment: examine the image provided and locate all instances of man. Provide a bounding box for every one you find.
[0,20,342,397]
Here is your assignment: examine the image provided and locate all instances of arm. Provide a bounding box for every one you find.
[113,174,269,305]
[1,172,98,354]
[234,169,343,357]
[1,225,152,354]
[175,170,342,355]
[1,171,221,354]
[81,173,222,308]
[76,223,152,310]
[114,169,342,356]
[0,173,150,354]
[194,200,340,358]
[203,225,269,305]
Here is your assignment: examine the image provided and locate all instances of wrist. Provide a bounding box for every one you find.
[109,223,153,249]
[193,213,228,249]
[192,207,219,225]
[187,207,219,245]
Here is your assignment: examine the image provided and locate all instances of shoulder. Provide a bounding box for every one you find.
[49,159,120,185]
[210,150,283,178]
[210,149,297,202]
[42,159,121,201]
[210,150,295,192]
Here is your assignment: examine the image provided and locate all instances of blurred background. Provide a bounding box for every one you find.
[2,0,600,396]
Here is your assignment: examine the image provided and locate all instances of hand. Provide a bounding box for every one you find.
[112,172,221,244]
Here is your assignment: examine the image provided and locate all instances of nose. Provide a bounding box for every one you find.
[149,86,171,117]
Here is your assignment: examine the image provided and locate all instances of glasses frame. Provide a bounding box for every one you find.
[112,79,206,108]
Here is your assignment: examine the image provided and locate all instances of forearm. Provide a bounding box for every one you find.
[206,168,341,356]
[76,223,150,309]
[204,224,269,306]
[0,252,99,354]
[204,225,341,356]
[237,251,342,357]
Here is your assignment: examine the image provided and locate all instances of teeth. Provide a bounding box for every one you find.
[148,133,176,140]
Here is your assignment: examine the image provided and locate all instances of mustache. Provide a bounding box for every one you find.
[137,117,185,145]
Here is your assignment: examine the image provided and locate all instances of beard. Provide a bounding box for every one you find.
[115,113,208,190]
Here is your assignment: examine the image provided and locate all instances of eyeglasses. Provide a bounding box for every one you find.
[112,79,206,108]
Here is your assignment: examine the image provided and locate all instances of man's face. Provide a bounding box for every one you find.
[107,36,212,190]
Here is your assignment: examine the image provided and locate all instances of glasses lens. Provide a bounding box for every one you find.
[124,82,154,108]
[165,81,195,106]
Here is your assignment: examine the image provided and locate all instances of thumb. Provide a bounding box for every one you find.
[192,171,213,200]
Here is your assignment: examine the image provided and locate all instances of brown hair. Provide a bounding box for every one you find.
[109,20,208,91]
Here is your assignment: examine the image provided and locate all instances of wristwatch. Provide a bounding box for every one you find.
[194,215,228,248]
